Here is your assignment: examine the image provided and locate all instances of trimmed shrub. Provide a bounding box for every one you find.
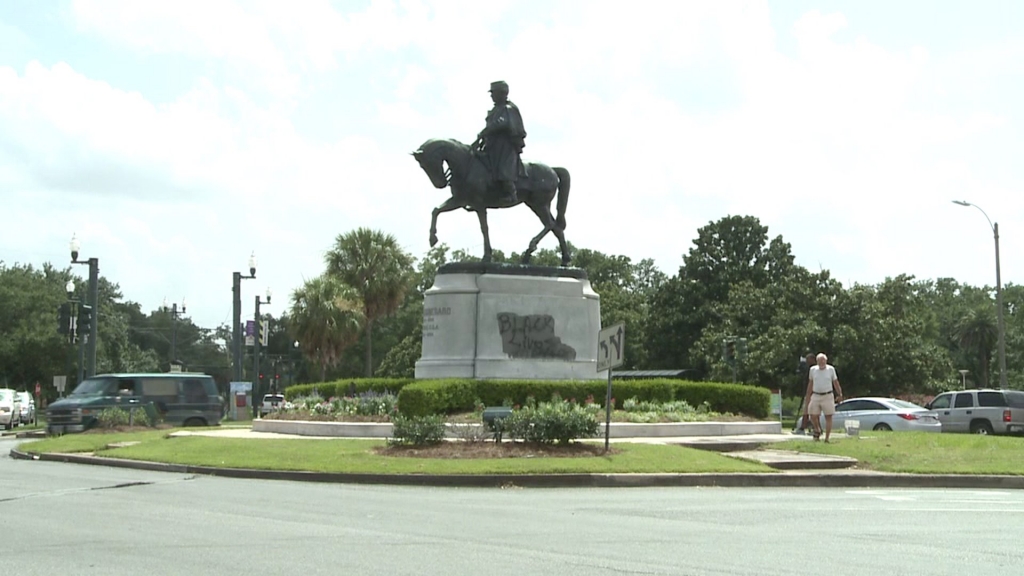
[389,414,446,446]
[395,378,771,419]
[396,379,476,417]
[284,378,415,400]
[671,382,770,419]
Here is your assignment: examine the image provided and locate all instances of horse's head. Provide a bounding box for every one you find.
[411,138,467,190]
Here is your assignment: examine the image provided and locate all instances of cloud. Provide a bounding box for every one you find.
[2,1,1024,332]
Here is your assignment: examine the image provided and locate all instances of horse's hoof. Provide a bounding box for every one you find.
[429,235,438,247]
[521,254,532,264]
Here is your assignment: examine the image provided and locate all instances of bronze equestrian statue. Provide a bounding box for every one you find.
[412,81,572,266]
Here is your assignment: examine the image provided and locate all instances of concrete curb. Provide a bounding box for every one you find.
[12,447,1024,489]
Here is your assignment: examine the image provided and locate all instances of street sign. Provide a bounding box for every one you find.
[770,389,782,417]
[53,375,66,393]
[245,320,255,347]
[260,320,270,346]
[596,323,625,372]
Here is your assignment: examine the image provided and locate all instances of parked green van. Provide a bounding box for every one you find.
[47,373,224,434]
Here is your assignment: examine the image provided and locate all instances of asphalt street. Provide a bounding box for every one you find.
[3,436,1022,576]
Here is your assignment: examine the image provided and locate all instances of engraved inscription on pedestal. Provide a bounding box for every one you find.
[423,306,452,339]
[496,312,577,361]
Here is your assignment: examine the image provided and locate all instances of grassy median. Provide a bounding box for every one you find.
[19,430,772,475]
[776,432,1024,475]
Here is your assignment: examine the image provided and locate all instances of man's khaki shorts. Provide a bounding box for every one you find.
[808,393,835,416]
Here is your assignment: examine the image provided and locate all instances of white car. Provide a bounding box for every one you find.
[16,391,36,425]
[807,397,941,433]
[0,389,22,430]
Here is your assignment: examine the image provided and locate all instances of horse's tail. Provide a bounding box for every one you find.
[553,167,570,230]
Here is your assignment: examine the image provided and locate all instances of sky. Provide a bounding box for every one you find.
[2,0,1024,331]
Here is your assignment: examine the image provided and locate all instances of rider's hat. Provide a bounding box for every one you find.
[489,80,509,93]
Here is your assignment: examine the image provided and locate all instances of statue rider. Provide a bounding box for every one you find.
[473,80,526,205]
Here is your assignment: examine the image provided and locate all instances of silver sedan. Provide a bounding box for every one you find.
[811,397,942,433]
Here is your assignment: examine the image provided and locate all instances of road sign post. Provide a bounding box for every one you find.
[53,375,67,398]
[597,323,625,453]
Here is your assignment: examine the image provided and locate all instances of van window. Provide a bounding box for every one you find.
[978,392,1007,407]
[954,393,974,408]
[141,378,179,405]
[182,379,207,403]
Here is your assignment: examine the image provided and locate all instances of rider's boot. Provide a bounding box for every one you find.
[501,180,518,205]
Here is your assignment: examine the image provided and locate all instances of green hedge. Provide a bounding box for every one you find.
[396,378,770,419]
[283,378,415,400]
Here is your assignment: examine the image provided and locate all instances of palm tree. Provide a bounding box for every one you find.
[287,275,364,382]
[954,307,998,387]
[325,228,414,377]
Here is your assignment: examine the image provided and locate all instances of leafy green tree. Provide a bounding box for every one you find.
[325,228,415,377]
[288,275,364,382]
[647,215,798,374]
[953,306,998,387]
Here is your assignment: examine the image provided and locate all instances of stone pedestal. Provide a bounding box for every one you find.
[415,262,606,380]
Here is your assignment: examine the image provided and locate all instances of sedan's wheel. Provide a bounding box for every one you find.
[873,423,892,431]
[971,421,994,435]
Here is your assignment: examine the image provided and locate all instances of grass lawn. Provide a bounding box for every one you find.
[775,432,1024,475]
[19,430,772,475]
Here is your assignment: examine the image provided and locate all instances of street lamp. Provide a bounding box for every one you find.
[162,297,187,370]
[253,287,272,418]
[69,234,100,378]
[952,200,1007,389]
[958,369,969,390]
[63,280,82,388]
[232,252,257,382]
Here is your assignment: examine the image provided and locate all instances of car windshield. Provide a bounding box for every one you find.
[0,390,12,401]
[1005,391,1024,408]
[69,378,117,397]
[890,399,924,410]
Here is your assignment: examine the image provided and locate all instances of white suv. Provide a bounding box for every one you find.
[0,389,22,430]
[926,389,1024,435]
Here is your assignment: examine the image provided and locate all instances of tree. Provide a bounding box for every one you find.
[325,228,414,377]
[646,215,798,374]
[954,306,998,388]
[287,275,364,382]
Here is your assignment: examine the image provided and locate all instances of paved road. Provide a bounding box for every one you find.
[3,437,1023,575]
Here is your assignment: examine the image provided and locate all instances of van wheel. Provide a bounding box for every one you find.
[970,421,994,435]
[183,418,207,427]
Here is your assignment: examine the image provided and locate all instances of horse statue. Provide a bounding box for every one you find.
[411,138,572,266]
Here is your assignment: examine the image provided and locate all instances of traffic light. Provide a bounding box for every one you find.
[58,303,72,336]
[78,305,93,337]
[722,339,736,364]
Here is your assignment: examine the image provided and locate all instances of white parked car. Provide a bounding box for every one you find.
[807,397,941,433]
[16,391,36,425]
[0,389,22,430]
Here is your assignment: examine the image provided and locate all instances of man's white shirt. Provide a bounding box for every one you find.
[810,365,837,393]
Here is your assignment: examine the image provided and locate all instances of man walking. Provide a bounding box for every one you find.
[803,353,844,441]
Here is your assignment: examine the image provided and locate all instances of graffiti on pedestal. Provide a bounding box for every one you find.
[496,312,577,361]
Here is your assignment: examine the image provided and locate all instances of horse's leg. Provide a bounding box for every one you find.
[430,197,462,247]
[477,209,493,262]
[521,201,556,265]
[552,220,571,266]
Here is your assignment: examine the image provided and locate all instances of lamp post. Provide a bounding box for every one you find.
[69,234,99,377]
[64,280,82,389]
[253,287,272,418]
[958,369,969,390]
[232,253,257,382]
[952,200,1007,389]
[162,297,187,370]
